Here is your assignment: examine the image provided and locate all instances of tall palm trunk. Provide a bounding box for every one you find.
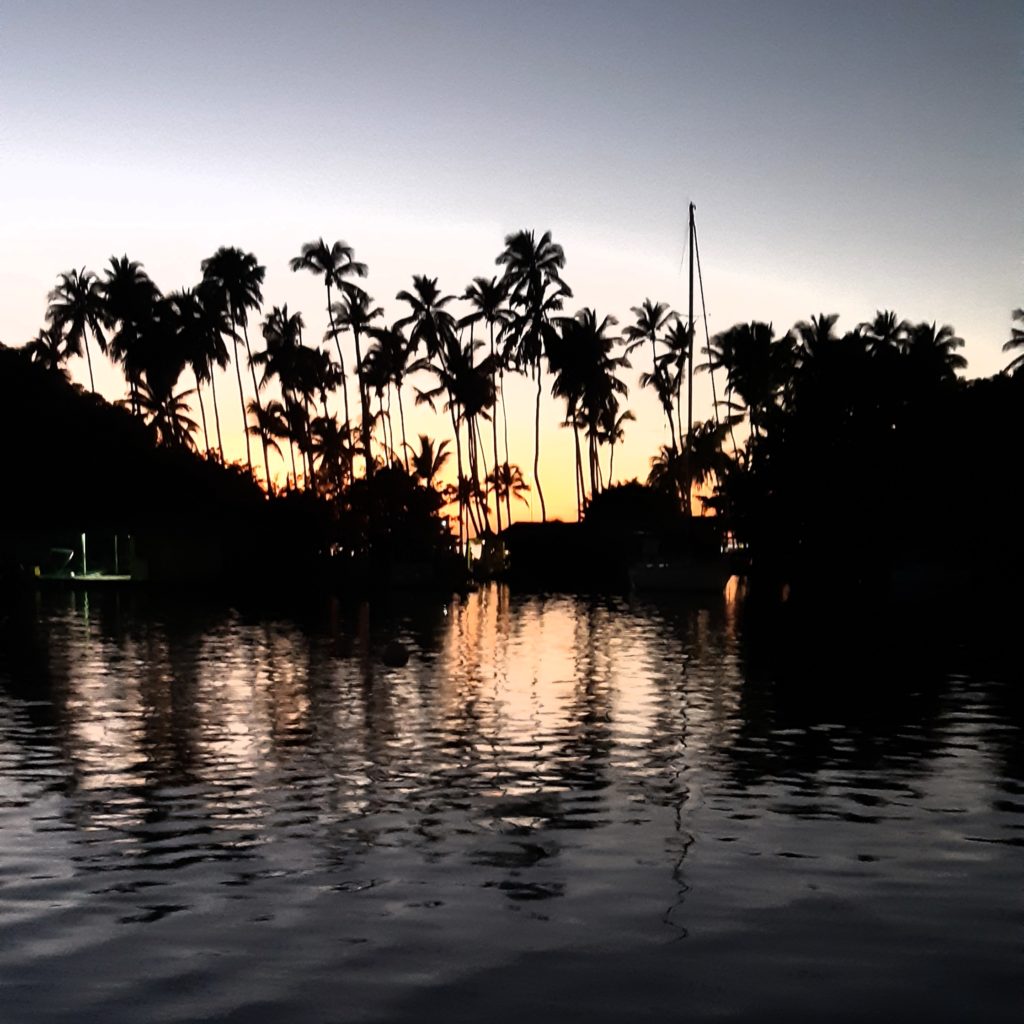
[229,314,253,475]
[210,367,225,460]
[324,281,351,453]
[351,324,374,478]
[489,321,503,533]
[83,331,97,393]
[533,364,546,521]
[572,421,584,519]
[451,408,469,552]
[193,368,211,454]
[397,382,409,473]
[500,366,512,525]
[242,322,272,492]
[471,416,490,532]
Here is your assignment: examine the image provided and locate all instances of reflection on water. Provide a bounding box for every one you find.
[0,586,1021,1023]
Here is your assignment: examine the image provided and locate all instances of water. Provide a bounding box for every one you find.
[0,585,1020,1023]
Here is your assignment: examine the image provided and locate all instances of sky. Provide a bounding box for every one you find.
[1,0,1020,520]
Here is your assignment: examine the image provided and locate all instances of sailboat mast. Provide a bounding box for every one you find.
[685,201,695,516]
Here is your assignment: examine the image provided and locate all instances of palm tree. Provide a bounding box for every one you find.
[461,276,512,530]
[550,308,629,512]
[903,321,967,384]
[256,305,310,483]
[396,275,458,363]
[1003,307,1024,374]
[200,247,268,484]
[704,321,793,438]
[364,323,416,472]
[415,335,497,540]
[25,326,69,378]
[497,229,572,522]
[309,414,355,498]
[648,419,733,510]
[662,318,692,445]
[790,312,841,365]
[332,289,382,476]
[133,378,199,450]
[102,255,160,413]
[46,268,107,392]
[857,309,907,357]
[193,279,233,460]
[647,445,685,504]
[162,289,212,454]
[625,299,677,452]
[599,405,635,486]
[407,434,451,490]
[290,239,368,433]
[486,462,531,516]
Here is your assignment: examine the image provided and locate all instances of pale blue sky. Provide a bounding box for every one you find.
[1,0,1019,509]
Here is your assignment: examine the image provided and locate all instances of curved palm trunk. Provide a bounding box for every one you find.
[489,321,503,534]
[193,368,211,454]
[471,416,490,532]
[533,365,546,521]
[451,408,467,552]
[588,430,599,501]
[242,322,272,492]
[83,331,97,393]
[377,394,389,463]
[396,382,409,473]
[352,325,373,478]
[210,368,225,460]
[324,286,352,443]
[228,314,254,475]
[572,421,584,519]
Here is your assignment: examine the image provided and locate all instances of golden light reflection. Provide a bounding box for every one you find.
[41,585,747,840]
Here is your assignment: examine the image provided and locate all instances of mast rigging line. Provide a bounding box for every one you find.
[693,221,740,458]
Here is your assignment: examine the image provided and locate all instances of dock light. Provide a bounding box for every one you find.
[81,532,87,576]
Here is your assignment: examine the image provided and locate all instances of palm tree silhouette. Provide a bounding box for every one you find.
[625,299,678,453]
[200,247,268,484]
[903,321,967,383]
[599,405,635,486]
[662,318,692,446]
[25,326,69,378]
[790,312,841,364]
[364,323,416,472]
[193,279,233,460]
[46,268,107,392]
[332,289,382,477]
[497,229,571,522]
[704,321,793,439]
[396,275,458,362]
[461,276,512,530]
[1003,307,1024,374]
[407,434,451,490]
[257,305,311,485]
[550,308,628,510]
[290,239,368,436]
[857,309,907,357]
[416,334,496,539]
[102,255,160,414]
[133,379,199,450]
[164,288,214,455]
[486,462,531,514]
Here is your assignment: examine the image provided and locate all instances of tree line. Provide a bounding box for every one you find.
[22,230,1023,556]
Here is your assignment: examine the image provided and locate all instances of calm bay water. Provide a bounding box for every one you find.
[1,585,1021,1023]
